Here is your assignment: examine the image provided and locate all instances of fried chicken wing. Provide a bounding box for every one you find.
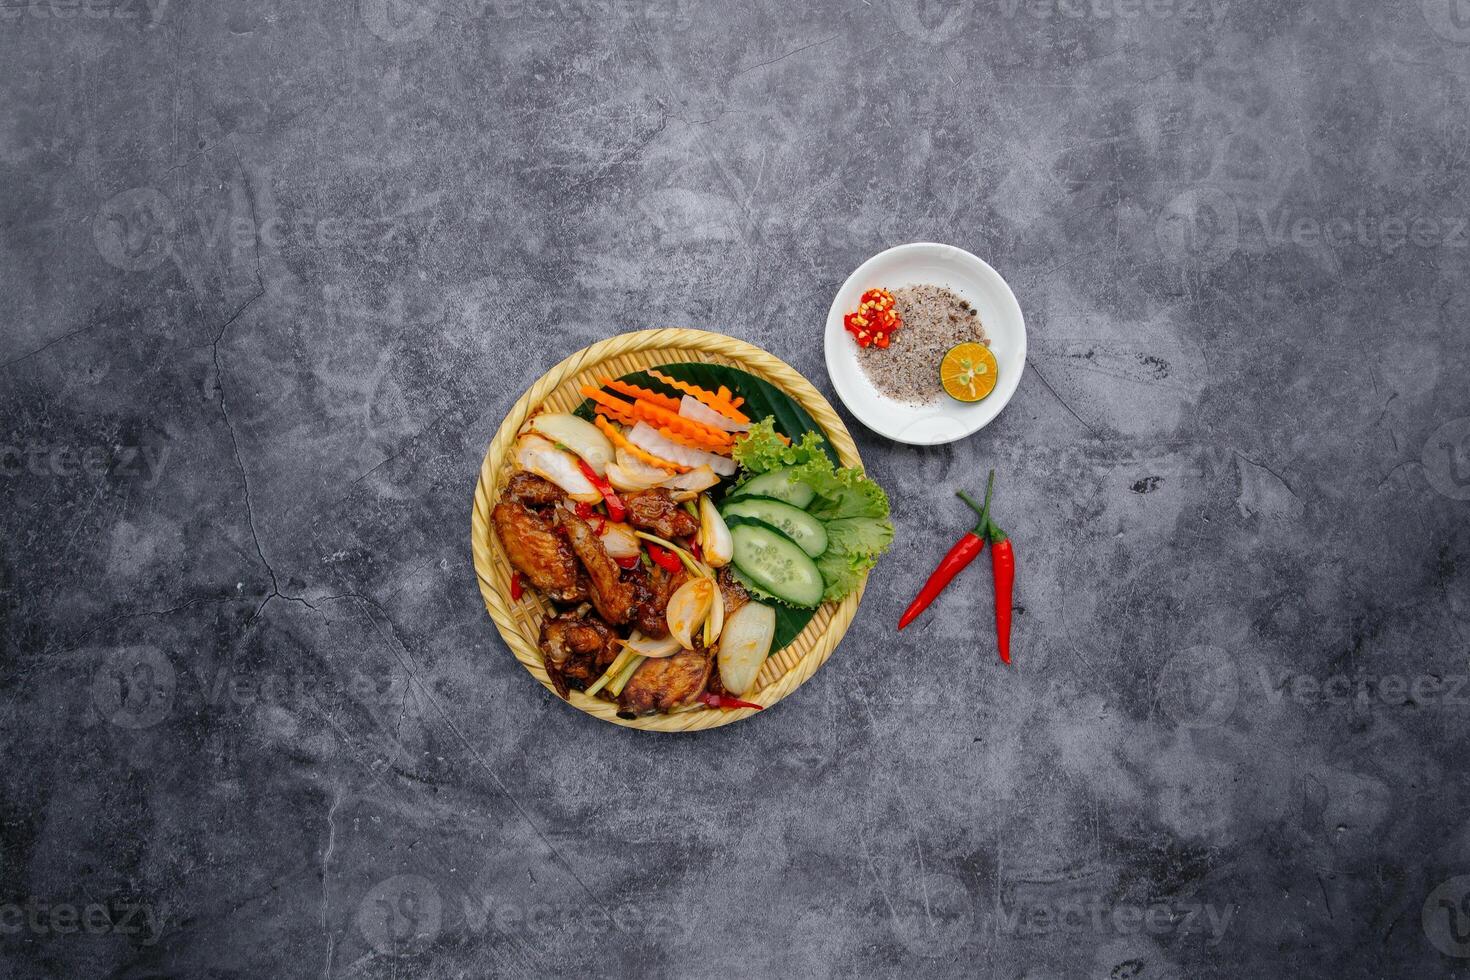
[504,471,565,507]
[492,500,586,603]
[624,488,699,540]
[617,639,713,716]
[625,565,663,639]
[558,510,639,625]
[623,564,685,640]
[540,612,620,699]
[717,566,749,618]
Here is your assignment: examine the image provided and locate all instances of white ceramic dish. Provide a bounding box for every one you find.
[824,242,1026,445]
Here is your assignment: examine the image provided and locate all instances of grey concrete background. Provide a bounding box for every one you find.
[2,0,1469,977]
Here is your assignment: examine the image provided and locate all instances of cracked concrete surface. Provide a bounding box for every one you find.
[3,1,1470,977]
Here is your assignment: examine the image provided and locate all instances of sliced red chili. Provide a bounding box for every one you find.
[614,555,640,570]
[510,571,524,601]
[575,458,626,522]
[844,287,902,348]
[698,692,762,711]
[646,543,682,573]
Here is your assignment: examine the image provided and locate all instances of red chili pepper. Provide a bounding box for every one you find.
[510,571,524,601]
[646,543,682,573]
[614,555,640,570]
[698,692,763,711]
[576,458,626,522]
[897,472,993,630]
[574,501,595,520]
[986,516,1014,665]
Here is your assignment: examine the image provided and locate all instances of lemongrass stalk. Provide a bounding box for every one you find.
[704,585,725,648]
[607,654,645,697]
[584,646,636,698]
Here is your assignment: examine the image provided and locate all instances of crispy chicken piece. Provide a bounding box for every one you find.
[558,510,639,625]
[492,500,586,603]
[626,565,663,639]
[504,471,565,507]
[540,612,620,699]
[617,638,714,717]
[632,563,687,639]
[717,566,749,618]
[624,488,699,540]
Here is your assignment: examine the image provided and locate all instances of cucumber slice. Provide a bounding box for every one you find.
[726,467,816,509]
[721,497,829,557]
[728,518,825,608]
[730,566,785,606]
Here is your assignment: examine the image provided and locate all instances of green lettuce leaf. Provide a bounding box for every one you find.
[823,516,895,557]
[816,549,879,603]
[802,470,890,521]
[731,419,826,476]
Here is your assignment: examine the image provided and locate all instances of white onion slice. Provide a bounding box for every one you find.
[598,521,641,559]
[697,494,733,567]
[627,422,737,477]
[660,465,720,500]
[679,395,750,433]
[666,577,716,649]
[527,413,614,475]
[718,601,775,696]
[515,435,601,502]
[605,461,667,493]
[615,448,675,482]
[622,631,682,659]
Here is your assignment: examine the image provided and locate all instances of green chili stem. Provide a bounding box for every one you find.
[956,470,996,536]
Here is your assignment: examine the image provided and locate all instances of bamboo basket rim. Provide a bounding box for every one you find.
[469,328,869,732]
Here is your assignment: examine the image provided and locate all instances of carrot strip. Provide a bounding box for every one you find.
[629,399,732,449]
[593,415,688,472]
[600,377,681,413]
[656,425,738,455]
[593,403,639,427]
[647,370,750,425]
[714,384,745,409]
[581,386,639,419]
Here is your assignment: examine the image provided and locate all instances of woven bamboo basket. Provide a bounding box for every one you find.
[470,329,869,732]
